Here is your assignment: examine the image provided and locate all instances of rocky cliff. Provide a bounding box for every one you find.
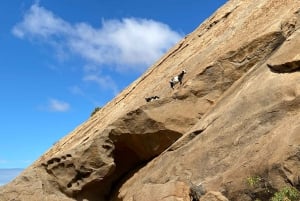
[2,0,300,200]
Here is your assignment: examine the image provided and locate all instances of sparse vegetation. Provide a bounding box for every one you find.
[246,175,262,188]
[270,186,300,201]
[90,107,101,117]
[245,176,300,201]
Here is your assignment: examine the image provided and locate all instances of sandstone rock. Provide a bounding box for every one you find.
[267,30,300,72]
[116,181,191,201]
[2,0,300,201]
[199,191,228,201]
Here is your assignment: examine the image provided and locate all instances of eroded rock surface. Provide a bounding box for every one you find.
[267,30,300,72]
[2,0,300,201]
[199,191,229,201]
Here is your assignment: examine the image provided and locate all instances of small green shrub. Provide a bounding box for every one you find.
[270,186,300,201]
[247,176,262,188]
[90,107,101,117]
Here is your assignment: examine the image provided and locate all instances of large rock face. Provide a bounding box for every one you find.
[2,0,300,200]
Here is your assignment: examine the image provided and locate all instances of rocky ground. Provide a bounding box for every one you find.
[1,0,300,200]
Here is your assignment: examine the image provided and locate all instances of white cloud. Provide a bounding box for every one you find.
[46,99,70,112]
[83,74,119,95]
[12,4,183,71]
[12,4,71,38]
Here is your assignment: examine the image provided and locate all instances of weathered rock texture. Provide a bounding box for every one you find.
[2,0,300,200]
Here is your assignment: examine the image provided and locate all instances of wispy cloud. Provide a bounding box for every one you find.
[12,3,183,71]
[81,64,119,94]
[83,73,119,95]
[39,98,70,112]
[0,169,23,186]
[12,4,70,39]
[69,85,85,96]
[48,99,70,112]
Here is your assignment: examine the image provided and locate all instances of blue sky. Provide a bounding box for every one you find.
[0,169,23,186]
[0,0,227,184]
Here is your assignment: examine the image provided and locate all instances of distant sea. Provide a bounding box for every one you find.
[0,168,23,186]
